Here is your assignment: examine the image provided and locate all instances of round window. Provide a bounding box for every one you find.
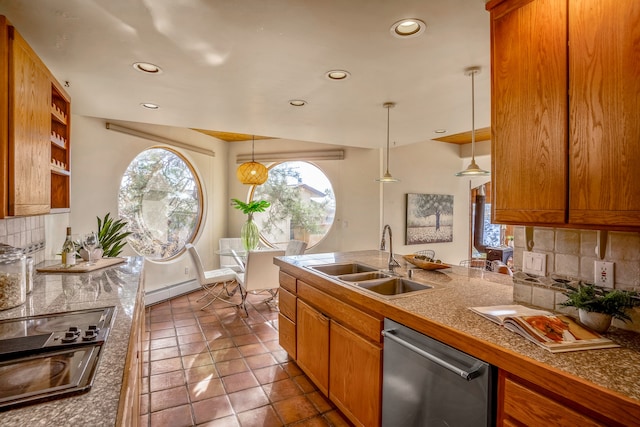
[118,147,203,260]
[251,161,335,249]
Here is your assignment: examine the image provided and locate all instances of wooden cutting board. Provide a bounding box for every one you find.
[36,257,126,273]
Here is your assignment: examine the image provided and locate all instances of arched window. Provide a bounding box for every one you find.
[118,147,203,260]
[251,161,335,249]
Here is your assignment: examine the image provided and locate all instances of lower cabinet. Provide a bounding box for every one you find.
[329,321,382,427]
[498,371,605,426]
[279,275,383,427]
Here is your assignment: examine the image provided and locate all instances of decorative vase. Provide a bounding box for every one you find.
[241,215,260,251]
[578,309,612,333]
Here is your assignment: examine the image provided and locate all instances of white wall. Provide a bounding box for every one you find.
[60,115,489,294]
[65,116,230,293]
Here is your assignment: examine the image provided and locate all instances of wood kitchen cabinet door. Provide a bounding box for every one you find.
[489,0,568,225]
[329,321,382,427]
[568,0,640,227]
[296,299,329,396]
[491,0,567,224]
[8,27,51,216]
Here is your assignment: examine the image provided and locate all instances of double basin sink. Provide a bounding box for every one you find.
[308,262,432,299]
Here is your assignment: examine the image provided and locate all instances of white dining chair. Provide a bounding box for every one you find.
[185,244,238,310]
[285,239,307,256]
[235,249,285,316]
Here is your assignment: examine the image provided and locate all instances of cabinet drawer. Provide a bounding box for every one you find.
[279,287,296,321]
[501,374,603,426]
[279,271,296,293]
[278,313,296,360]
[297,281,382,343]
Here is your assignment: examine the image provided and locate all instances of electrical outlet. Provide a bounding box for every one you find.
[522,251,546,276]
[184,267,189,275]
[594,261,614,287]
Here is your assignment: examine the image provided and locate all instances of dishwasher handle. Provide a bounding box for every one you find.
[382,328,484,381]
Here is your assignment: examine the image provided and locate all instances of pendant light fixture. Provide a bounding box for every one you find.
[376,102,400,183]
[237,135,268,185]
[456,66,490,177]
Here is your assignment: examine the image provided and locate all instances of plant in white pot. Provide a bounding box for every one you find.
[560,282,639,333]
[231,198,270,251]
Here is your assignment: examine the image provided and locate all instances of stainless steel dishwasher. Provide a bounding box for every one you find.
[381,319,496,426]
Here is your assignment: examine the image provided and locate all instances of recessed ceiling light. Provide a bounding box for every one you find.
[325,70,351,80]
[140,102,159,109]
[434,129,447,134]
[133,62,163,74]
[390,18,426,38]
[289,99,307,106]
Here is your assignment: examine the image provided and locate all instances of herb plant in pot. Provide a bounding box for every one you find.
[560,282,640,333]
[231,199,270,251]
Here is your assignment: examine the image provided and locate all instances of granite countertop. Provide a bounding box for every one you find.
[276,250,640,405]
[0,257,145,427]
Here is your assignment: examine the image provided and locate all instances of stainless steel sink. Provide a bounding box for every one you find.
[355,277,432,298]
[336,271,391,281]
[309,262,378,276]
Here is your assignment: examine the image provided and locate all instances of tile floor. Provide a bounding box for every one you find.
[141,288,352,426]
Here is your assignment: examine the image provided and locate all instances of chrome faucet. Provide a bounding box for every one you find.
[380,224,400,273]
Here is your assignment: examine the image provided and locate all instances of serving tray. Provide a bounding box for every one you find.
[403,254,450,271]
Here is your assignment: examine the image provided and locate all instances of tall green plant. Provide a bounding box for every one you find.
[97,213,132,257]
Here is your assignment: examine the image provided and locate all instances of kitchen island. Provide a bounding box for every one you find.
[275,250,640,426]
[0,257,145,427]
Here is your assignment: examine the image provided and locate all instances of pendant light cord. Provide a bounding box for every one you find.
[386,104,391,173]
[251,135,255,162]
[470,69,476,162]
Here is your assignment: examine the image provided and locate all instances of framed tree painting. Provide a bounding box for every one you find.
[405,193,454,244]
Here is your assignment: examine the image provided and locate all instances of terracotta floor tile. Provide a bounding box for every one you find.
[182,352,214,369]
[191,395,234,424]
[149,356,183,375]
[252,365,289,385]
[280,361,303,377]
[226,325,253,336]
[149,370,186,392]
[293,375,317,393]
[238,342,269,357]
[272,395,319,425]
[271,349,291,363]
[150,346,180,361]
[227,386,270,413]
[222,371,260,393]
[149,320,175,331]
[176,324,202,336]
[216,358,249,377]
[179,341,209,356]
[211,347,242,362]
[149,336,178,350]
[198,314,220,324]
[323,410,353,426]
[198,415,241,427]
[262,378,304,403]
[245,352,278,370]
[306,391,334,414]
[188,377,226,402]
[206,331,233,344]
[150,404,194,427]
[150,385,189,412]
[236,405,283,427]
[177,332,206,344]
[232,333,261,346]
[289,415,332,426]
[184,364,219,384]
[140,393,149,415]
[150,328,176,340]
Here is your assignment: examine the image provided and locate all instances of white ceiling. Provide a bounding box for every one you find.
[0,0,491,149]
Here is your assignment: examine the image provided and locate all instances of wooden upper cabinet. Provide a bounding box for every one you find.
[488,0,640,229]
[489,0,568,225]
[8,27,51,216]
[568,0,640,227]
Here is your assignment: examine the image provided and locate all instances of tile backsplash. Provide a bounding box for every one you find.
[512,226,640,332]
[0,216,47,264]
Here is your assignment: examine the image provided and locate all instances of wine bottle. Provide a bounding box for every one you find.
[61,227,76,267]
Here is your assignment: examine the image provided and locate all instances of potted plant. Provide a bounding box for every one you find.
[231,198,270,251]
[80,213,132,260]
[560,282,640,332]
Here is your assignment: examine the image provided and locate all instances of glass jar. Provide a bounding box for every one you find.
[0,245,26,310]
[25,257,34,294]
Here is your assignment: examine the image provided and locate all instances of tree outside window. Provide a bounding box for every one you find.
[251,161,335,248]
[118,147,202,260]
